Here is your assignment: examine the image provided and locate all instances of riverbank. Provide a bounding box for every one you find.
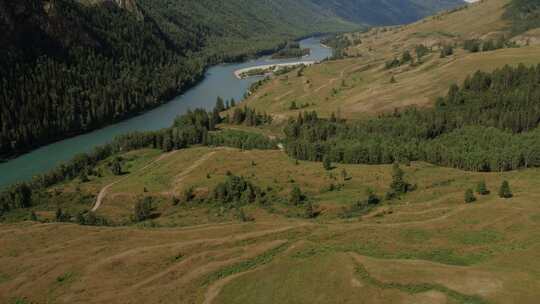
[0,37,332,188]
[234,61,316,79]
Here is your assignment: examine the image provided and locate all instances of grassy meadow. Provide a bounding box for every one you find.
[1,146,539,303]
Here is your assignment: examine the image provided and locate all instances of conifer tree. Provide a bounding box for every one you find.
[498,180,513,198]
[110,158,123,176]
[323,155,332,171]
[476,180,489,195]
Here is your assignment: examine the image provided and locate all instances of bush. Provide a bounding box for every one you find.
[182,187,195,203]
[304,201,317,218]
[134,197,153,222]
[211,175,266,206]
[289,185,305,205]
[440,45,453,58]
[464,189,476,203]
[366,188,381,205]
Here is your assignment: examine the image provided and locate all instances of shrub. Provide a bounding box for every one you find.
[464,189,476,203]
[366,188,381,205]
[289,185,305,205]
[134,196,153,222]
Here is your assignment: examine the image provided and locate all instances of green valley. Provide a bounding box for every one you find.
[2,0,540,303]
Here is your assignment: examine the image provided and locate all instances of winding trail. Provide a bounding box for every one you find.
[91,151,178,212]
[171,151,217,196]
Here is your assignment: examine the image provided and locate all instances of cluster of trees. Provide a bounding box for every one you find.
[504,0,540,35]
[284,64,540,172]
[271,42,310,59]
[439,45,454,58]
[0,104,277,218]
[290,101,311,110]
[226,107,273,127]
[465,180,513,203]
[51,208,109,226]
[321,34,361,59]
[463,39,508,53]
[339,163,412,218]
[385,46,431,69]
[207,130,277,150]
[210,174,267,207]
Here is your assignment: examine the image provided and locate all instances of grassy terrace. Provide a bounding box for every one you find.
[1,146,539,303]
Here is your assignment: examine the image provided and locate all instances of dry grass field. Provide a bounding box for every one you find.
[239,0,540,120]
[1,146,539,304]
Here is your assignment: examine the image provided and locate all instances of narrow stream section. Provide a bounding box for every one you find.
[0,37,331,187]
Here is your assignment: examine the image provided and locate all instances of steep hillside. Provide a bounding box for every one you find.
[240,0,540,119]
[0,0,354,159]
[311,0,465,25]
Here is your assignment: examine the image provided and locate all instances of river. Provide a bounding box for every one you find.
[0,37,331,188]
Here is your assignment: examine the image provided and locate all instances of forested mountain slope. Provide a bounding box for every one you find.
[0,0,354,159]
[0,0,466,159]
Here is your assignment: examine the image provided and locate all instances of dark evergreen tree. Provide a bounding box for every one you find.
[389,163,411,195]
[498,181,513,198]
[215,97,226,113]
[110,158,123,176]
[323,155,333,171]
[476,180,490,195]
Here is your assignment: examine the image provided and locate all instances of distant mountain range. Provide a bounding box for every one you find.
[310,0,465,25]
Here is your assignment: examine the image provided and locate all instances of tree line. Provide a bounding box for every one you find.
[284,64,540,172]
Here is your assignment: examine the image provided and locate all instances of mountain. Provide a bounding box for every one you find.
[309,0,465,25]
[0,0,462,159]
[0,0,354,158]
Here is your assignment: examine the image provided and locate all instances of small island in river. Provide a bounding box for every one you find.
[271,41,311,59]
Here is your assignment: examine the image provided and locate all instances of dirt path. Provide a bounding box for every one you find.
[274,90,294,101]
[91,151,177,212]
[171,151,217,196]
[203,269,258,304]
[202,240,302,304]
